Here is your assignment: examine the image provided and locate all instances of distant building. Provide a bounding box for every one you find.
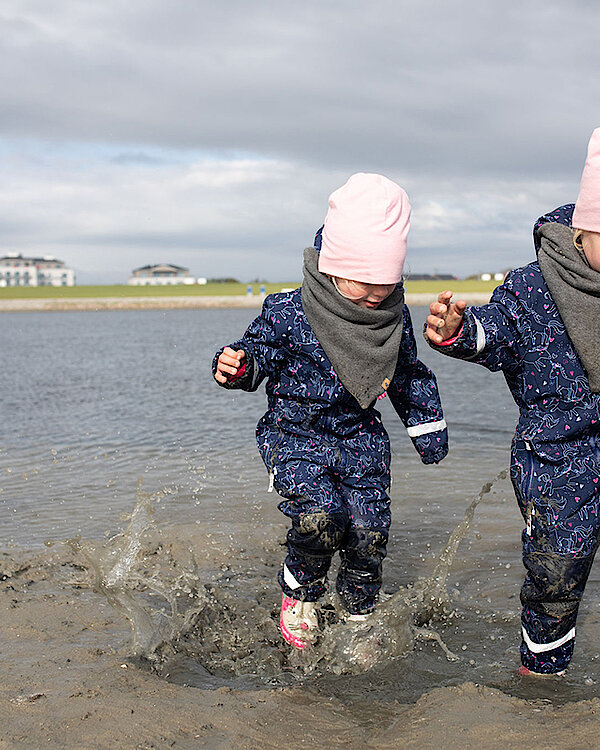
[0,252,75,287]
[480,272,506,282]
[407,273,457,281]
[128,263,196,286]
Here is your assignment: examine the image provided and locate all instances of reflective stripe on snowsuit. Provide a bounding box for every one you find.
[428,205,600,673]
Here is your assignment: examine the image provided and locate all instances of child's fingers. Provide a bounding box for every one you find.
[453,300,467,315]
[222,346,243,360]
[426,315,447,344]
[426,313,446,330]
[425,322,444,344]
[219,362,241,376]
[219,353,241,368]
[221,347,245,366]
[215,347,247,383]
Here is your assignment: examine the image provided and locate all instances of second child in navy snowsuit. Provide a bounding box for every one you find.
[214,173,448,648]
[426,128,600,676]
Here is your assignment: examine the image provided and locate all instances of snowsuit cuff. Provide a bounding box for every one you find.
[424,309,482,359]
[212,349,256,390]
[409,423,449,464]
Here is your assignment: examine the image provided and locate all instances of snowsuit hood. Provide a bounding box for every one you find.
[532,203,574,253]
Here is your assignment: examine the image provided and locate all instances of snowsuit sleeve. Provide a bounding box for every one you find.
[212,295,285,391]
[388,305,449,464]
[426,270,526,375]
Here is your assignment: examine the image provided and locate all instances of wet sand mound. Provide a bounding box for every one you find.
[2,537,600,750]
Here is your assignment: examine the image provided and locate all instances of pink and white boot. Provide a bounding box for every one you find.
[280,595,319,649]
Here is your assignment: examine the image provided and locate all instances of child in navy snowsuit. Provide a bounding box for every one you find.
[214,173,448,649]
[425,128,600,676]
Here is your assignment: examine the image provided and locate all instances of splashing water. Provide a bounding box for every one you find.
[316,471,508,673]
[65,471,507,681]
[62,479,204,659]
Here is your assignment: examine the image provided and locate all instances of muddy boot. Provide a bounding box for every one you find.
[517,665,566,678]
[280,595,319,649]
[344,611,372,623]
[328,610,387,672]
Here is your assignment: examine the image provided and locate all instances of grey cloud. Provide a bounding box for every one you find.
[0,0,597,282]
[110,152,175,166]
[1,0,598,178]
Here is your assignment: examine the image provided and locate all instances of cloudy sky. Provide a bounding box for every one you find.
[1,0,599,284]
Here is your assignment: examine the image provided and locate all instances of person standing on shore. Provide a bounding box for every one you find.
[425,128,600,676]
[213,173,448,649]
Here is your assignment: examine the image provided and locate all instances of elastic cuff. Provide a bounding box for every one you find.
[437,323,464,346]
[520,636,574,674]
[278,568,327,602]
[227,361,247,382]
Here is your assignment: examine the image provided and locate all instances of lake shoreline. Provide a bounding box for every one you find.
[0,292,492,312]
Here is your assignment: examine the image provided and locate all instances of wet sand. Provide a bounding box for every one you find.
[2,540,600,750]
[0,292,492,312]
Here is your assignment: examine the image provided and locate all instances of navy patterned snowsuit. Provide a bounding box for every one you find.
[214,287,448,614]
[429,204,600,673]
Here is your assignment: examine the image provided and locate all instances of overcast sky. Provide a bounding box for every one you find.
[1,0,599,283]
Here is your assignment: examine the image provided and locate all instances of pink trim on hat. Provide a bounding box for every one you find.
[573,128,600,233]
[318,173,411,284]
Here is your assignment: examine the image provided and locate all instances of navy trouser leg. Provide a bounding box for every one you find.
[274,458,348,602]
[261,423,392,608]
[511,438,600,673]
[336,477,391,615]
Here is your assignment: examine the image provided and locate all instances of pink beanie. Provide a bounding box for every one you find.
[573,128,600,232]
[318,173,411,284]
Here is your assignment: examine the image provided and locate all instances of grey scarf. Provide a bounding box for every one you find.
[537,222,600,392]
[301,247,404,408]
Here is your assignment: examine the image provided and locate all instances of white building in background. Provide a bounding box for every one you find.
[0,252,75,287]
[128,263,202,286]
[480,272,507,282]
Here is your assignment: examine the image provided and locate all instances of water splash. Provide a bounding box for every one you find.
[313,470,508,673]
[65,471,507,680]
[63,479,203,659]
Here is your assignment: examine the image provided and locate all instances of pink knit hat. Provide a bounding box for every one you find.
[573,128,600,232]
[318,173,411,284]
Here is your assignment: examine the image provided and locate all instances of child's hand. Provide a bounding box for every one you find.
[215,347,246,383]
[426,291,467,344]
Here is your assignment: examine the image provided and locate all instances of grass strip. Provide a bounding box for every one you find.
[0,278,498,299]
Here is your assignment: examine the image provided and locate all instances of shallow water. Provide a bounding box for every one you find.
[0,306,514,544]
[2,307,600,709]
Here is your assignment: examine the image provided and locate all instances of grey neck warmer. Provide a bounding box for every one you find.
[537,222,600,392]
[301,247,404,409]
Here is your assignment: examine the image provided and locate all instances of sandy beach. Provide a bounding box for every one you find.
[2,538,600,750]
[0,293,492,312]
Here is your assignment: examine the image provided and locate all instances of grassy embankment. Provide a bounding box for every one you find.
[0,279,498,299]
